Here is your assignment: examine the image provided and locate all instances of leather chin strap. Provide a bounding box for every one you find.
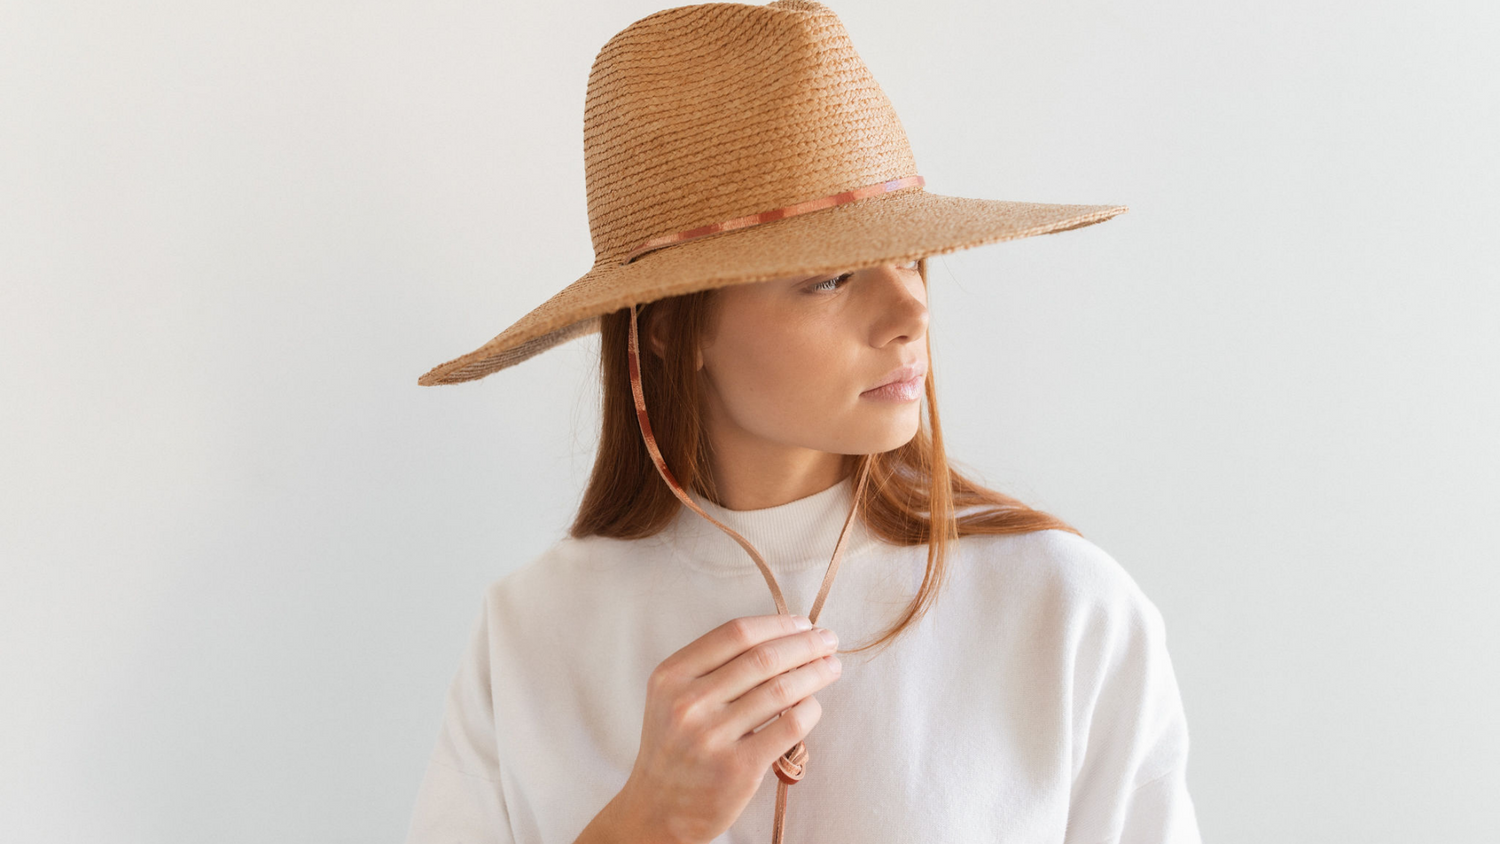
[628,302,874,844]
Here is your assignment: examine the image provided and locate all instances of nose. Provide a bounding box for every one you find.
[866,262,929,345]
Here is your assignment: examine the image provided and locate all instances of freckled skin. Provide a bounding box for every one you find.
[651,261,929,510]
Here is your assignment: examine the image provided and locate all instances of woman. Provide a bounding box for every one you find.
[407,2,1200,843]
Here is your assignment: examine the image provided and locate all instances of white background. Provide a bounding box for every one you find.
[3,1,1496,841]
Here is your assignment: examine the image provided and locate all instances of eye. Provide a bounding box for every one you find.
[807,260,920,293]
[809,271,854,293]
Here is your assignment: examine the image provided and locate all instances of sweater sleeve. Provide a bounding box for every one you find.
[1062,574,1202,844]
[404,593,516,844]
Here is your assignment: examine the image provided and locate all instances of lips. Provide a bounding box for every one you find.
[863,361,927,393]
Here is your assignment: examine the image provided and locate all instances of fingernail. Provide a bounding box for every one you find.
[816,627,838,648]
[791,615,812,630]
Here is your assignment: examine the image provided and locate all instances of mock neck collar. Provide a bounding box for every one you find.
[662,473,881,577]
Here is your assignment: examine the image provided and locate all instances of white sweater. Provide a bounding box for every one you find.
[404,475,1202,844]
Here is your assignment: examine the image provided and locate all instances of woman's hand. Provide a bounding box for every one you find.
[612,613,843,844]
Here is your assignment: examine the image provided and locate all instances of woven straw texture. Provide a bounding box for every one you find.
[418,0,1127,386]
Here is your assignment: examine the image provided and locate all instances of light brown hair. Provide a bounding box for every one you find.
[569,258,1081,655]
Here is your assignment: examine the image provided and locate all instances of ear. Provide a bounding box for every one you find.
[644,308,668,360]
[643,298,707,369]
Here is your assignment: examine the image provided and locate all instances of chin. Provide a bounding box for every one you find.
[860,416,923,454]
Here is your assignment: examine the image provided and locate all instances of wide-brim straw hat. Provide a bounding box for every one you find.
[417,0,1127,386]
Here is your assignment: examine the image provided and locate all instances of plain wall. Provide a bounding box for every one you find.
[2,0,1496,841]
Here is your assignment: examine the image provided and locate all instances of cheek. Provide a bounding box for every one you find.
[718,327,848,422]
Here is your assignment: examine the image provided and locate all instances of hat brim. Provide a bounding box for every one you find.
[417,188,1126,386]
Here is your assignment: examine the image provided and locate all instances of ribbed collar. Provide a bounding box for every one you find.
[662,473,881,577]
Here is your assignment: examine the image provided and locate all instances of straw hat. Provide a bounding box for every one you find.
[416,0,1126,387]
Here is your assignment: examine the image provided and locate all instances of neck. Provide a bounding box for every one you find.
[702,438,851,513]
[665,471,878,577]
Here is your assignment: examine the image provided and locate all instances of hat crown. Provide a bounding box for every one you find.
[582,0,919,267]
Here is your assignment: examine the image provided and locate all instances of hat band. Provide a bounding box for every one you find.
[621,174,926,265]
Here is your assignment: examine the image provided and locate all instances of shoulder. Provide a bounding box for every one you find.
[950,530,1182,730]
[952,528,1165,634]
[477,531,667,625]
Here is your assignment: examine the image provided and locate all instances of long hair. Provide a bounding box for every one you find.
[568,258,1082,656]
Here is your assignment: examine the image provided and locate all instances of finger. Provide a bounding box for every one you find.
[701,626,838,705]
[666,614,812,680]
[741,694,823,765]
[722,652,841,739]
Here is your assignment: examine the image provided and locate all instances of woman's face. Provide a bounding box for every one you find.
[694,260,930,461]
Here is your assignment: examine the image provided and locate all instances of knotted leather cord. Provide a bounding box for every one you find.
[628,302,873,844]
